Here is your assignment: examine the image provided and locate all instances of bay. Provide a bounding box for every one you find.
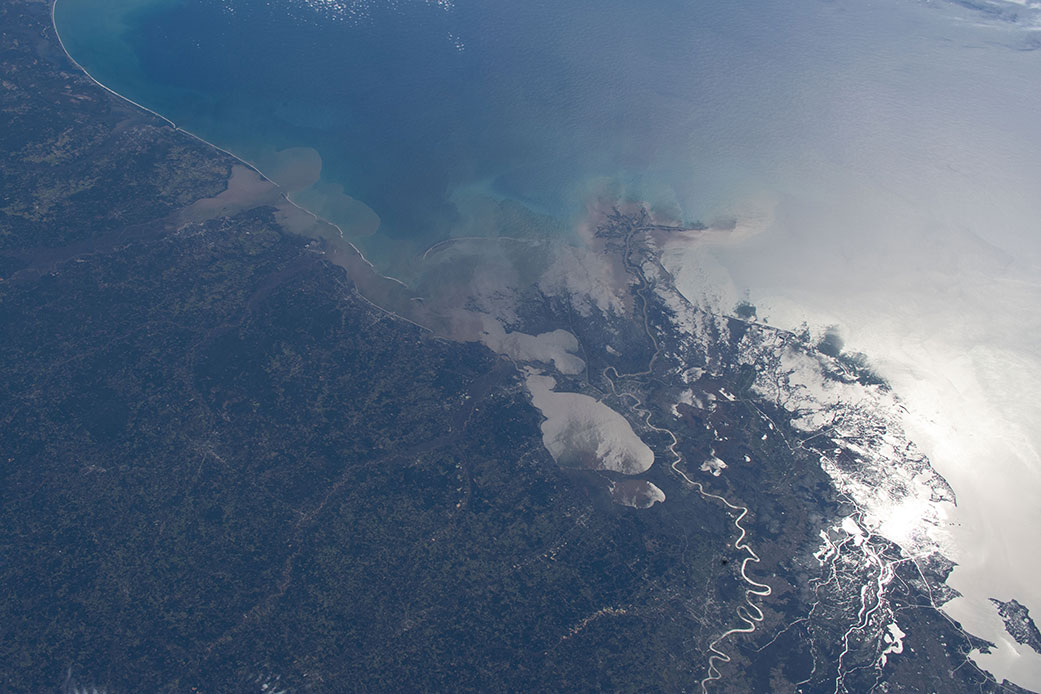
[53,0,1041,689]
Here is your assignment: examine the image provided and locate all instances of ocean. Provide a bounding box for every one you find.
[54,0,1041,689]
[55,0,956,273]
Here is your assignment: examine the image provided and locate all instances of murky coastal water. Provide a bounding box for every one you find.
[55,0,1041,688]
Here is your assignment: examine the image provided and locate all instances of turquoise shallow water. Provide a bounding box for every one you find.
[52,0,1041,689]
[54,0,1041,277]
[54,0,829,273]
[53,0,1041,288]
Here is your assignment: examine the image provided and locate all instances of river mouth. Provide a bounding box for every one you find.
[51,0,1041,689]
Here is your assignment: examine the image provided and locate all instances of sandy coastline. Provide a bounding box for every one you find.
[50,0,409,291]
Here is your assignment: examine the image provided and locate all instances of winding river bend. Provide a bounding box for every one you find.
[596,211,773,691]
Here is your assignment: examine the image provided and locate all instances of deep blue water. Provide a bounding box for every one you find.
[56,0,828,271]
[51,0,1041,688]
[54,0,1041,278]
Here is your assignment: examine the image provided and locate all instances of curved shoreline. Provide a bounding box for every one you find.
[49,0,409,291]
